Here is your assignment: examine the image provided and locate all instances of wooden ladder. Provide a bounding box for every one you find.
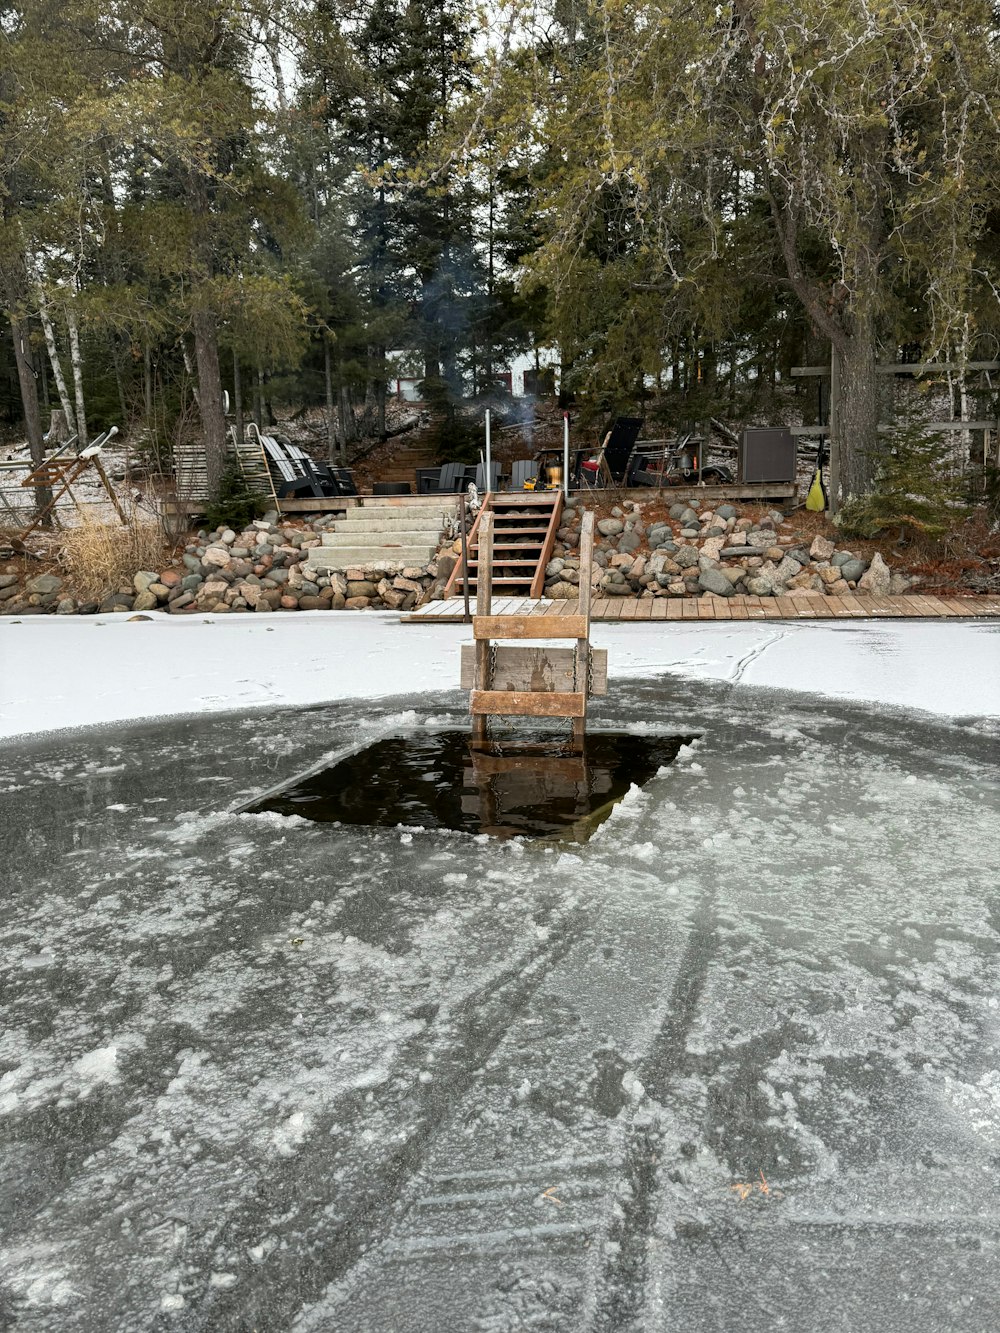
[463,510,604,749]
[444,490,564,600]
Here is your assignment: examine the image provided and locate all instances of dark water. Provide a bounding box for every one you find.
[247,729,698,840]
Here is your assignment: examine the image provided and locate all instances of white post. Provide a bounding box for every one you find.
[563,411,570,495]
[485,409,491,491]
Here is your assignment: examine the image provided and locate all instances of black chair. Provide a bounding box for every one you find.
[475,462,502,492]
[578,417,643,487]
[508,459,538,490]
[374,481,412,495]
[429,462,470,493]
[415,467,441,494]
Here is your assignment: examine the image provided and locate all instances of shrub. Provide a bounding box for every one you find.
[203,463,266,532]
[835,393,967,541]
[61,516,167,600]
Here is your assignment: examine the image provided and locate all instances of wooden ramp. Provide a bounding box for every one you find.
[405,593,1000,623]
[444,491,563,599]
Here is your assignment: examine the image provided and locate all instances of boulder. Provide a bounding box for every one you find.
[858,552,890,596]
[809,534,836,560]
[617,531,641,553]
[824,578,851,596]
[202,545,230,568]
[26,573,62,596]
[347,580,378,599]
[345,596,371,609]
[56,598,76,615]
[839,558,866,584]
[132,589,159,612]
[0,574,18,590]
[698,567,735,597]
[597,518,624,536]
[674,545,700,569]
[716,504,736,520]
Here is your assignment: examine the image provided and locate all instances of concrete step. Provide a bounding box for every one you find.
[334,510,453,529]
[307,546,437,571]
[320,528,443,546]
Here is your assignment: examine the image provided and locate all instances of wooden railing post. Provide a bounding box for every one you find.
[471,510,494,747]
[573,510,594,747]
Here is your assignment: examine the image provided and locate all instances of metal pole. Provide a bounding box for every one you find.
[485,409,491,492]
[563,411,570,495]
[459,498,471,623]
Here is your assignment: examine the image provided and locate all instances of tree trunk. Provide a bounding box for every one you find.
[836,309,879,499]
[66,305,88,449]
[254,364,263,429]
[323,336,337,462]
[376,345,386,437]
[33,275,76,439]
[48,408,70,446]
[10,315,52,519]
[192,306,227,500]
[233,355,244,447]
[143,344,153,425]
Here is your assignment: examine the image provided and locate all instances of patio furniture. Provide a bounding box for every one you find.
[508,459,538,490]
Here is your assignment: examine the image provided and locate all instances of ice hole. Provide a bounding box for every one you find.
[245,730,699,841]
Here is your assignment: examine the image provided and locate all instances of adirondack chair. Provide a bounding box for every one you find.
[475,461,502,492]
[578,417,643,488]
[508,459,538,490]
[429,461,471,493]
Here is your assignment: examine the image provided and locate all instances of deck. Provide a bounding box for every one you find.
[403,594,1000,623]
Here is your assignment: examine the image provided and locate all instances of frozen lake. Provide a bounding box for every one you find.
[2,620,999,1330]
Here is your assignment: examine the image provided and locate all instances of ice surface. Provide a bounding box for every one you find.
[0,666,998,1330]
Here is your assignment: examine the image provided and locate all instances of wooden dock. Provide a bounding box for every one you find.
[404,594,1000,623]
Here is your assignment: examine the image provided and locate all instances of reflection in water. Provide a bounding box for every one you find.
[247,730,699,840]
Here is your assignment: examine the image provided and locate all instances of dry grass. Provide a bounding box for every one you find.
[59,516,168,601]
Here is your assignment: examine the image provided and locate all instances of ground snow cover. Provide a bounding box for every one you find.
[1,609,998,738]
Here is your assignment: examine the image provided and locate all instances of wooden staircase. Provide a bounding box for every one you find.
[444,492,564,599]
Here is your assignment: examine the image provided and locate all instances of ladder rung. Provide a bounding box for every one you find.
[470,690,586,718]
[474,614,587,640]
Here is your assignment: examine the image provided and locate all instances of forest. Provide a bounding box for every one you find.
[2,0,1000,519]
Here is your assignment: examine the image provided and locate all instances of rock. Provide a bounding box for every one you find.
[345,596,371,609]
[168,591,194,612]
[679,507,699,525]
[764,546,785,562]
[746,576,775,596]
[858,552,891,595]
[701,537,726,560]
[839,558,866,584]
[56,598,76,615]
[698,567,735,597]
[0,585,20,602]
[132,589,158,612]
[545,558,565,577]
[182,573,203,592]
[279,594,299,610]
[679,528,700,539]
[617,531,641,553]
[744,530,773,549]
[219,528,236,545]
[674,545,700,569]
[810,534,836,560]
[716,504,736,520]
[889,573,913,594]
[0,574,18,589]
[719,545,757,559]
[831,550,853,567]
[202,546,231,568]
[547,580,578,599]
[347,580,378,599]
[819,565,843,585]
[26,573,62,595]
[159,568,182,587]
[629,556,647,578]
[788,570,823,591]
[774,555,802,584]
[381,588,407,609]
[786,546,811,565]
[825,578,851,595]
[597,518,624,536]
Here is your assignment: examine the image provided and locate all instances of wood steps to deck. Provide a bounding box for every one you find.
[444,492,564,599]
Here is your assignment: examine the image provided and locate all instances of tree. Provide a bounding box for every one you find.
[510,0,1000,501]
